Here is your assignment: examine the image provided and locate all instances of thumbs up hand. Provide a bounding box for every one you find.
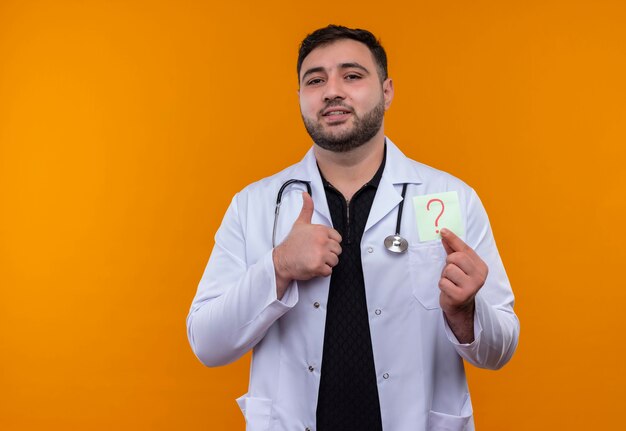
[438,228,488,343]
[273,192,342,298]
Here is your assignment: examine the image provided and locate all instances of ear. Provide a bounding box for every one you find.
[382,78,394,110]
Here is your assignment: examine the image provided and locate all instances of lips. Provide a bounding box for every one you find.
[322,105,352,124]
[321,104,353,117]
[323,109,351,116]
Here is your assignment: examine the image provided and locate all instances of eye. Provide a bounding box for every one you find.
[306,77,324,86]
[345,73,362,81]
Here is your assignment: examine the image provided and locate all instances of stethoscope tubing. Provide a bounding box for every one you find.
[272,179,312,248]
[272,179,409,253]
[395,183,408,236]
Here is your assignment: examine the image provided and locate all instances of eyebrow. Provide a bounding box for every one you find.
[300,62,370,83]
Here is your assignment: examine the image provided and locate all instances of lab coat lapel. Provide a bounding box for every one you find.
[365,176,402,233]
[365,139,423,233]
[293,139,422,231]
[297,148,332,226]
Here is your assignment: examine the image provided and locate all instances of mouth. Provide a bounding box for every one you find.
[323,109,351,116]
[321,106,353,123]
[322,107,352,116]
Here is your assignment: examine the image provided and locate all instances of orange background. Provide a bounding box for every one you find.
[1,0,625,429]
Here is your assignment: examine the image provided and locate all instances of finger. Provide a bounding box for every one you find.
[320,264,333,277]
[295,192,314,224]
[438,277,457,295]
[328,241,342,256]
[442,237,454,255]
[440,228,470,254]
[439,278,472,310]
[327,228,342,243]
[441,263,467,287]
[446,252,474,276]
[325,252,339,268]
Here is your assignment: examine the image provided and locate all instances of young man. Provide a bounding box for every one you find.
[187,25,519,431]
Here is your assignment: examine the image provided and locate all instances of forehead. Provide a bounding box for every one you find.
[299,39,376,77]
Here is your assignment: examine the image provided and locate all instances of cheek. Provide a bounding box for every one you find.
[352,88,381,111]
[299,96,317,117]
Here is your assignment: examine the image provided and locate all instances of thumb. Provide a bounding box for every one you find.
[440,228,466,255]
[441,235,454,255]
[295,192,314,224]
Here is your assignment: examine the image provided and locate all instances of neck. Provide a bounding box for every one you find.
[314,129,385,201]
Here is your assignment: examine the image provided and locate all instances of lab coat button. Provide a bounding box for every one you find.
[375,309,382,315]
[383,373,389,379]
[313,302,320,308]
[367,246,374,253]
[308,366,314,372]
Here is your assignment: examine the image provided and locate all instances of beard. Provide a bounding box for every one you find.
[302,97,385,153]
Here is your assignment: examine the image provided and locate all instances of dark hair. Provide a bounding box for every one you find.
[297,25,388,83]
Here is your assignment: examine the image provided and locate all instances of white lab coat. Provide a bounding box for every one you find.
[187,139,519,431]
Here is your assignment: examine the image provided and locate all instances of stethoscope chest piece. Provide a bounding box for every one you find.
[384,234,408,253]
[384,183,410,254]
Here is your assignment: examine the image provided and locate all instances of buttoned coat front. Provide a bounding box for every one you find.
[187,139,519,431]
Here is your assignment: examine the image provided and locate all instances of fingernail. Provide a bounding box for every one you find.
[440,228,449,235]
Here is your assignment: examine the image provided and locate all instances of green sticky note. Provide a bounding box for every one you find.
[413,191,464,242]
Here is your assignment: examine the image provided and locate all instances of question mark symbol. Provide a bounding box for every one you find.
[426,198,445,234]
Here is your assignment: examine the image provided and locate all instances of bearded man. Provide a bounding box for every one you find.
[187,24,519,431]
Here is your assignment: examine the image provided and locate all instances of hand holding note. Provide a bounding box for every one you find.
[438,228,488,343]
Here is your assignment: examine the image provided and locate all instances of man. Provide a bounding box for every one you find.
[187,25,519,431]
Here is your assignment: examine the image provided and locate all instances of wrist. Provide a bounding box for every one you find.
[443,300,475,344]
[444,299,475,317]
[272,246,292,285]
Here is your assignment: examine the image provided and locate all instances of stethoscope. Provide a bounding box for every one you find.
[272,179,312,248]
[273,180,409,253]
[383,183,409,253]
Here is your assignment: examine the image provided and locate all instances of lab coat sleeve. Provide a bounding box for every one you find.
[442,188,520,369]
[186,192,299,367]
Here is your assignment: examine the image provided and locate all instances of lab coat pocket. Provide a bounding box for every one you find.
[427,410,472,430]
[236,395,272,431]
[408,242,447,310]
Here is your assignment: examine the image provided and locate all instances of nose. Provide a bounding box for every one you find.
[322,74,346,102]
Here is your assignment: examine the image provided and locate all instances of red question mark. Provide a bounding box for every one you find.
[426,198,445,234]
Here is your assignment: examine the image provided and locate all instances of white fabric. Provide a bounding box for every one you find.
[187,138,519,431]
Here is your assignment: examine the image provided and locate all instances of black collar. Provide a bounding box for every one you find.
[318,142,387,190]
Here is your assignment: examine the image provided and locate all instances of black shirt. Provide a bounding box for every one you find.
[316,151,386,431]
